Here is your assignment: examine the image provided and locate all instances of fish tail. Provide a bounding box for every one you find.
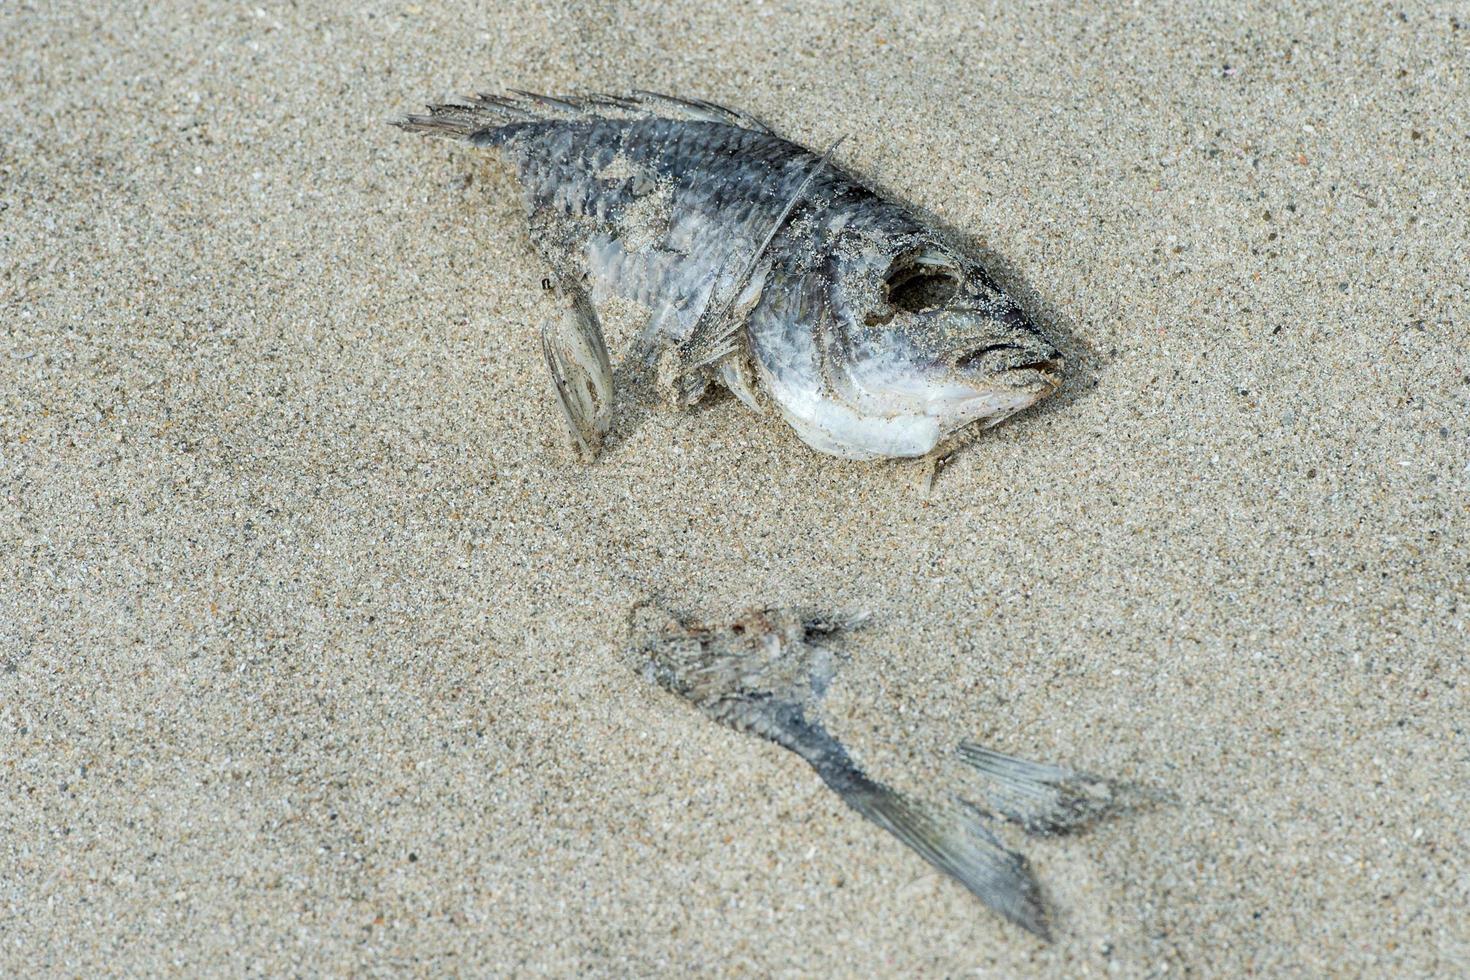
[393,94,547,145]
[822,766,1051,939]
[957,742,1160,836]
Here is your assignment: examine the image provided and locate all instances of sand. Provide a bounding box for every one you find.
[2,1,1466,975]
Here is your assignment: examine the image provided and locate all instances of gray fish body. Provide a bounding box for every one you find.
[401,93,1061,459]
[491,116,823,332]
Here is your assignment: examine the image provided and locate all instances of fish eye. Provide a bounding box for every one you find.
[884,258,959,313]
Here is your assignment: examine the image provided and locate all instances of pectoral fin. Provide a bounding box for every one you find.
[540,282,614,461]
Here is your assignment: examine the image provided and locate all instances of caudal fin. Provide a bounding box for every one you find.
[957,742,1155,836]
[833,773,1051,939]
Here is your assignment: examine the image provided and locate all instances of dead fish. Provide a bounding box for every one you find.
[397,90,1062,461]
[634,606,1145,940]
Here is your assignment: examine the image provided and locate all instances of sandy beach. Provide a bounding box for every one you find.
[3,1,1467,974]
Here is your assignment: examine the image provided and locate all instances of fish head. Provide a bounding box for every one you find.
[751,231,1062,460]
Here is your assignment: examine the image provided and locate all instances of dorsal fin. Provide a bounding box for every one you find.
[623,90,774,133]
[395,89,775,141]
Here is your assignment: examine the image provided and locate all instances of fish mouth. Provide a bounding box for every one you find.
[930,344,1062,436]
[1005,357,1063,393]
[953,344,1063,392]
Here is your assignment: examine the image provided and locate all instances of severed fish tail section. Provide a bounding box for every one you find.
[636,606,1059,939]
